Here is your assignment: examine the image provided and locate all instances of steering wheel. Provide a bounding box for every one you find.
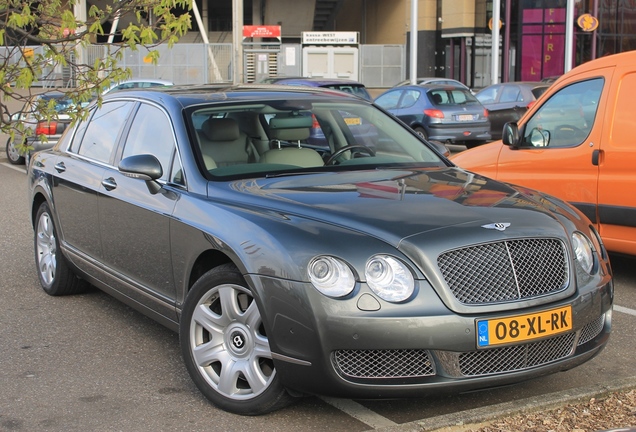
[325,145,375,165]
[555,124,586,139]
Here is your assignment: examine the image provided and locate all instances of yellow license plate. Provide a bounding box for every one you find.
[476,305,572,347]
[457,114,474,121]
[344,117,361,125]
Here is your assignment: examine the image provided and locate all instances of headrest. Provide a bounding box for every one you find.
[202,118,240,141]
[270,127,311,142]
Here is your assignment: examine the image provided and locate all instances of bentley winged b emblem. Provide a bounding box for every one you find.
[482,222,511,231]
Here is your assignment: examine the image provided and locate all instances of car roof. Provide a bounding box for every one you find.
[396,84,471,92]
[113,78,174,85]
[265,77,365,86]
[100,83,374,108]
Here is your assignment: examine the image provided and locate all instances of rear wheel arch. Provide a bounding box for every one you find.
[31,193,48,228]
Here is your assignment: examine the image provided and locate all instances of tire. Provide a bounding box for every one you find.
[180,264,294,415]
[6,137,25,165]
[34,202,88,296]
[413,127,428,140]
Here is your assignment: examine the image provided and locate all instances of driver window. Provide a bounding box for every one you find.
[122,103,176,182]
[522,78,604,148]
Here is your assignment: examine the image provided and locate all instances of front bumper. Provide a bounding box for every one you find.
[248,274,612,398]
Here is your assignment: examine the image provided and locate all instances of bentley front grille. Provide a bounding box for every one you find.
[458,332,576,376]
[438,238,569,305]
[333,349,435,379]
[577,314,606,346]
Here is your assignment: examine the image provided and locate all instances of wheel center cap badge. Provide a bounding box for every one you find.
[482,222,511,231]
[231,332,245,349]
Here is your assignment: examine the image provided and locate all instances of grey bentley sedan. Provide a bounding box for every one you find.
[28,85,613,415]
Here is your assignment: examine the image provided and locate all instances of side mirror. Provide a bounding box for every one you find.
[502,122,520,147]
[431,141,450,158]
[118,154,163,194]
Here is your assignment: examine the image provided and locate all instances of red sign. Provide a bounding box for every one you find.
[242,26,281,38]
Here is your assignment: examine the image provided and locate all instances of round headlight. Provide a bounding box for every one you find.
[365,255,415,302]
[308,256,355,298]
[572,232,594,274]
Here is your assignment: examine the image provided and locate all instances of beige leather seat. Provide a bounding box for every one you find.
[198,118,249,167]
[260,127,324,168]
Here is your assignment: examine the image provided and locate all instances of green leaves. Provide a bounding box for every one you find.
[0,0,192,137]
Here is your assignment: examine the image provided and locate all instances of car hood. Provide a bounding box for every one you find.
[223,167,575,249]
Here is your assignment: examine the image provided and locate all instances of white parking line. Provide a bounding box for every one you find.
[0,162,26,173]
[615,305,636,317]
[319,397,397,428]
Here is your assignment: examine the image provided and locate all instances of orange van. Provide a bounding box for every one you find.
[451,50,636,256]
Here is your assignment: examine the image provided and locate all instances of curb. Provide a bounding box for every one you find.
[371,376,636,432]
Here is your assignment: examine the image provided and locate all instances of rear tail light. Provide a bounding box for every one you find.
[483,109,489,118]
[424,109,444,119]
[35,121,58,136]
[526,100,536,110]
[311,114,321,130]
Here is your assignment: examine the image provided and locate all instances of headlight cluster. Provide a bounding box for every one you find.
[308,256,356,298]
[308,254,415,302]
[572,232,594,274]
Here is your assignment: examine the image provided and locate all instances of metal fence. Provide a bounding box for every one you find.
[2,43,404,88]
[1,43,233,88]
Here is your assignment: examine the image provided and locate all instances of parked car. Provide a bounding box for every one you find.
[5,91,74,165]
[28,85,612,416]
[375,84,491,147]
[451,49,636,256]
[102,78,174,94]
[260,76,372,100]
[393,77,472,92]
[541,75,561,84]
[476,82,550,140]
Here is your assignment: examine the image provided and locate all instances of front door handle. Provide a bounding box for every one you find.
[592,149,601,166]
[101,177,117,191]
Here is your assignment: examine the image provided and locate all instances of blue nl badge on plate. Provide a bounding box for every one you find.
[477,321,489,347]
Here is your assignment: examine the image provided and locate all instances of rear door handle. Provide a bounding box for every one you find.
[592,149,601,166]
[54,162,66,173]
[101,177,117,191]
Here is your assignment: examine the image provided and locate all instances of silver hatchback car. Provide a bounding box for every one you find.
[375,84,491,148]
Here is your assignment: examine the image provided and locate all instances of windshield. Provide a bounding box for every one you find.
[187,98,446,179]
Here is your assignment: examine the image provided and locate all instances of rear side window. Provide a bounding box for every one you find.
[522,78,603,148]
[375,90,402,110]
[76,101,134,163]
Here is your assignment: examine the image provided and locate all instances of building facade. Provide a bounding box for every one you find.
[195,0,635,87]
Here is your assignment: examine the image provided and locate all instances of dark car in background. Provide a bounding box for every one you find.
[375,84,491,147]
[476,82,549,140]
[28,84,611,416]
[5,91,74,165]
[261,76,372,100]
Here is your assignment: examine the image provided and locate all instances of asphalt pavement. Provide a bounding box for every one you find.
[1,150,636,432]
